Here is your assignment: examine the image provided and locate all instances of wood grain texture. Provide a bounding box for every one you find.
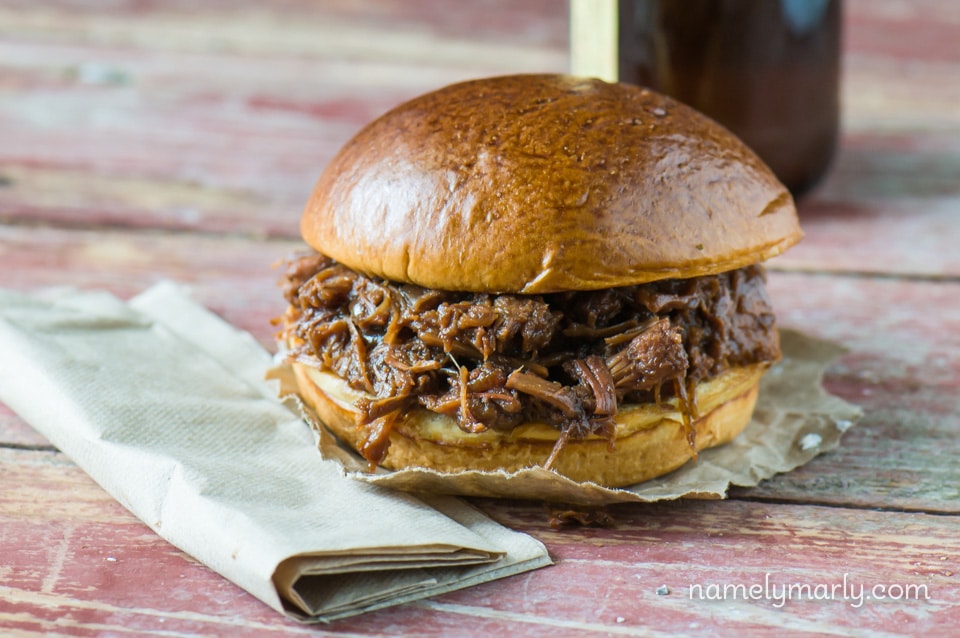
[755,272,960,511]
[0,224,300,348]
[1,0,958,279]
[1,0,959,634]
[0,0,566,239]
[2,448,957,637]
[0,449,331,636]
[771,130,960,277]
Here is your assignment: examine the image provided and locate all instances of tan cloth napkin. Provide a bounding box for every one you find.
[0,283,550,622]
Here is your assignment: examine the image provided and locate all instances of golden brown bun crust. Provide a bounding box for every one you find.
[302,74,802,294]
[291,362,766,488]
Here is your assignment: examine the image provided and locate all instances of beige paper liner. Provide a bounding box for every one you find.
[276,330,862,507]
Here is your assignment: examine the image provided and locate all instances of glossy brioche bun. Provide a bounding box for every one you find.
[301,74,801,294]
[291,361,768,487]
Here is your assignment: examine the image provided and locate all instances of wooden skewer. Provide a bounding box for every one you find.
[569,0,619,81]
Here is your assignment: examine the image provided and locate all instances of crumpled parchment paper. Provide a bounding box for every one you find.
[274,328,862,506]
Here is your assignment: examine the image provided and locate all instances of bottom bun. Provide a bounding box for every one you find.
[292,362,767,488]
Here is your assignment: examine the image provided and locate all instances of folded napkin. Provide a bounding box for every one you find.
[0,283,550,622]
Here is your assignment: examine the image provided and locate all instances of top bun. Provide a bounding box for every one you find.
[301,74,801,294]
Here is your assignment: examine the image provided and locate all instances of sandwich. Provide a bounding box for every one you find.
[277,74,802,487]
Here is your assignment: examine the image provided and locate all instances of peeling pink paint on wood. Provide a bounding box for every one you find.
[1,0,960,635]
[2,450,958,636]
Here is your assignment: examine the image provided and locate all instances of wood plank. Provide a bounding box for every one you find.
[846,0,960,64]
[0,0,566,237]
[0,37,493,185]
[3,0,959,280]
[470,497,960,637]
[843,0,960,131]
[0,1,567,57]
[758,271,960,511]
[771,130,960,277]
[0,38,425,235]
[2,447,958,635]
[0,163,301,239]
[0,224,299,346]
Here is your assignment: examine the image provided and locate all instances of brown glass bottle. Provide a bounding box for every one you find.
[618,0,841,196]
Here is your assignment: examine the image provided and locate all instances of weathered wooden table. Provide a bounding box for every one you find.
[2,1,958,635]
